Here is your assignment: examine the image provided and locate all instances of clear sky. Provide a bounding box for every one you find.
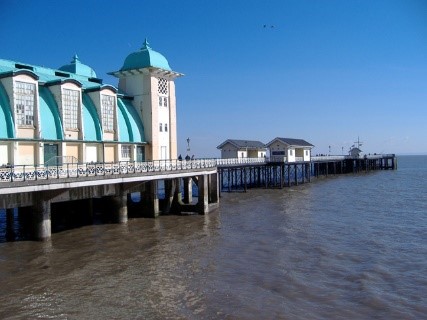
[1,0,426,156]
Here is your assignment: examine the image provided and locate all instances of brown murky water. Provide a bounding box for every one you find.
[0,156,426,319]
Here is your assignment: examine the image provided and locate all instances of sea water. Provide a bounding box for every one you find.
[0,155,426,319]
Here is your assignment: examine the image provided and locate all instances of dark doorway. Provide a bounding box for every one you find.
[44,143,59,165]
[136,146,145,162]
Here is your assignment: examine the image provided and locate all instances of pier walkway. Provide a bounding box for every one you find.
[0,154,396,241]
[216,154,397,192]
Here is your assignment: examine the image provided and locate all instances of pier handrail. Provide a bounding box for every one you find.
[311,154,395,161]
[0,158,217,183]
[215,157,266,166]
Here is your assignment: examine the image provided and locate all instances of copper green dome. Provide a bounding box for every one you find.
[120,39,171,71]
[59,55,97,78]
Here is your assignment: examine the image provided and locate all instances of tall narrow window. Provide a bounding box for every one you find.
[62,89,79,130]
[101,95,115,131]
[158,78,168,108]
[121,145,131,160]
[14,81,35,126]
[159,123,163,132]
[165,123,168,132]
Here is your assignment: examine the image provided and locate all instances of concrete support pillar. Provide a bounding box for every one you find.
[32,196,51,241]
[183,177,193,204]
[208,173,219,204]
[143,180,159,218]
[197,174,209,215]
[163,179,176,214]
[110,194,128,223]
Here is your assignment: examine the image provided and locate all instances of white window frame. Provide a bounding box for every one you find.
[121,145,131,160]
[101,94,115,132]
[62,88,79,130]
[14,81,35,127]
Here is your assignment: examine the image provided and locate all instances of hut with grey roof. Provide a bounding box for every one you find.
[265,137,314,162]
[217,139,267,159]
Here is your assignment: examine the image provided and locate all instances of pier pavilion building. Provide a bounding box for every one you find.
[217,139,267,159]
[266,137,314,162]
[0,39,182,167]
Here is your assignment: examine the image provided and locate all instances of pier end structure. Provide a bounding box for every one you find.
[0,40,223,241]
[0,162,219,240]
[0,39,183,174]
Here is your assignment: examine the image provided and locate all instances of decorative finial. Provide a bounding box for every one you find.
[72,54,80,63]
[141,38,151,50]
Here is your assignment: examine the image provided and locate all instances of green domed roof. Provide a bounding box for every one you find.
[120,39,171,71]
[59,55,97,78]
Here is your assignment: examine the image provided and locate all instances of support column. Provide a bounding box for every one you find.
[143,180,160,218]
[197,174,209,215]
[110,194,128,223]
[32,195,51,241]
[280,165,284,188]
[183,177,193,204]
[294,164,298,186]
[208,172,219,204]
[163,179,176,214]
[172,178,184,213]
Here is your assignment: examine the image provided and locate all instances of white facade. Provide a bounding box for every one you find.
[113,70,181,161]
[266,138,313,163]
[217,140,267,159]
[0,41,182,166]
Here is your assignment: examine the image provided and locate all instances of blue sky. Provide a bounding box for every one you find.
[1,0,426,156]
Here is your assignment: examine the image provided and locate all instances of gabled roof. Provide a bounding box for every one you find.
[217,139,266,149]
[266,137,314,148]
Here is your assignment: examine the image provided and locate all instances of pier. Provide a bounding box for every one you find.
[0,159,219,241]
[217,154,397,192]
[0,154,396,241]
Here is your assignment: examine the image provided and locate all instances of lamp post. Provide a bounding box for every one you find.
[186,137,191,160]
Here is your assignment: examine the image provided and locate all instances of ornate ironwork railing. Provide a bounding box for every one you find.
[0,154,396,183]
[0,159,217,183]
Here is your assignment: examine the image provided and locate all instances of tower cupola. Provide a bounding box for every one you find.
[120,39,172,71]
